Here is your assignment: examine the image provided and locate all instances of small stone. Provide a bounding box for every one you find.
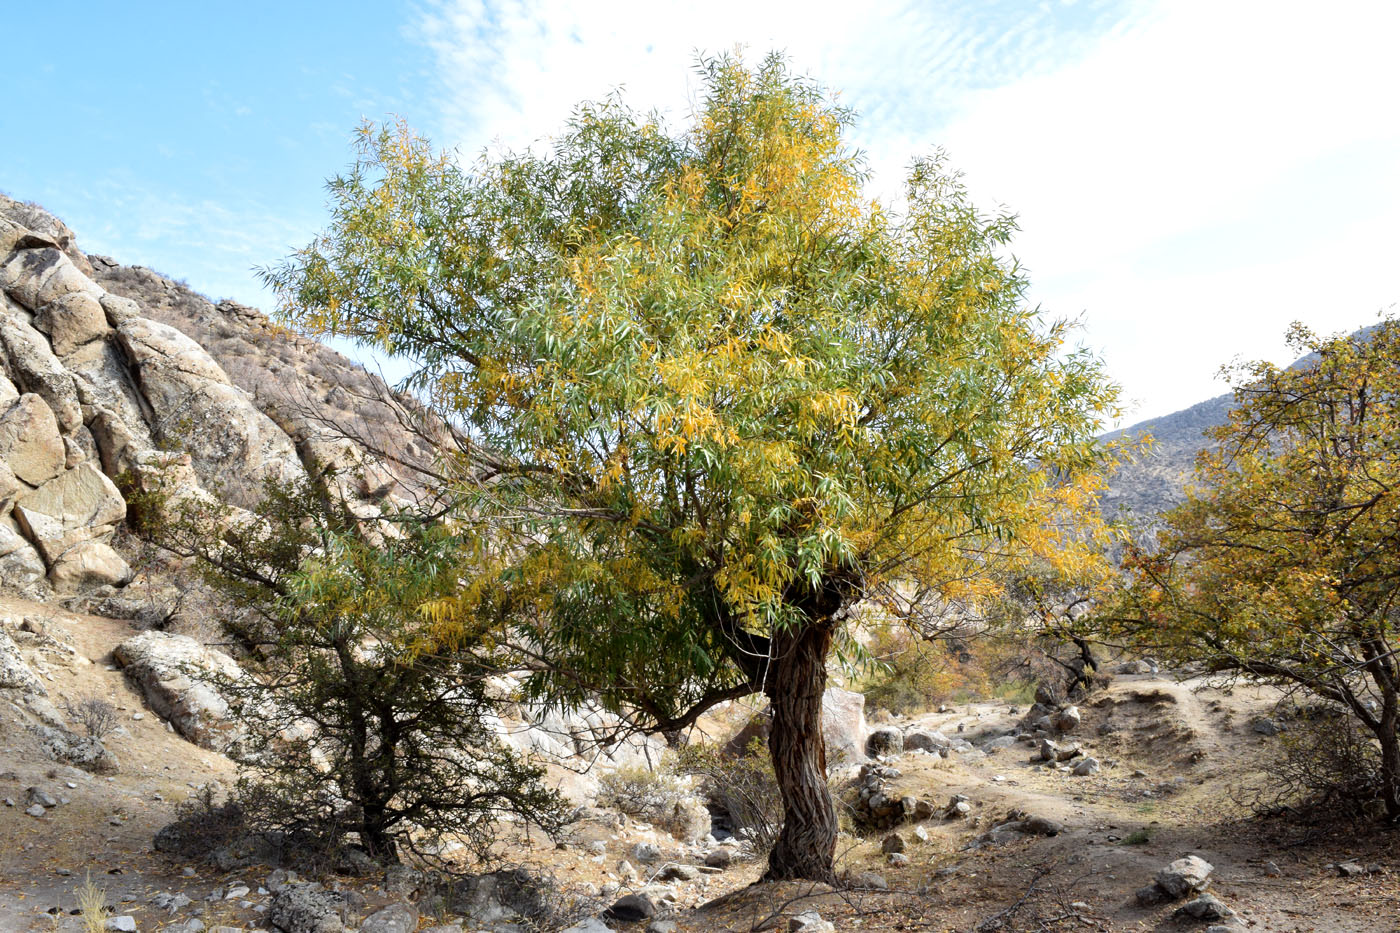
[881,832,906,854]
[1337,860,1366,877]
[705,848,733,868]
[360,903,418,933]
[1051,706,1082,733]
[224,886,250,899]
[1180,893,1232,921]
[131,713,144,721]
[789,910,836,932]
[604,893,657,921]
[848,871,887,889]
[646,922,679,933]
[631,841,661,863]
[105,918,137,932]
[1155,855,1214,898]
[586,840,606,856]
[657,863,698,881]
[1135,884,1170,906]
[1072,757,1101,776]
[887,852,910,867]
[25,804,45,817]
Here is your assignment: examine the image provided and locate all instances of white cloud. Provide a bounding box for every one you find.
[408,0,1400,422]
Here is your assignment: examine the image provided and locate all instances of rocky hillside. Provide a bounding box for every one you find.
[0,194,435,603]
[1100,391,1233,519]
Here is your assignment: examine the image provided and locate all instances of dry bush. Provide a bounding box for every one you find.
[1246,701,1388,821]
[74,871,107,933]
[62,696,119,740]
[675,739,783,854]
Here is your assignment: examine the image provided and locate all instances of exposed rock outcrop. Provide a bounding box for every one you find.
[0,193,431,598]
[113,630,244,751]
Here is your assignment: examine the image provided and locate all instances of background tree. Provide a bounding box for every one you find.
[160,477,566,864]
[267,54,1117,881]
[1105,320,1400,819]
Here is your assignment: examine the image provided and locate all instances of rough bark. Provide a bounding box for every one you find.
[762,621,839,883]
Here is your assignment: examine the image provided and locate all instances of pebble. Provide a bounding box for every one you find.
[25,804,45,818]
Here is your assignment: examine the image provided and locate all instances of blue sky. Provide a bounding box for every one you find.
[5,0,1397,424]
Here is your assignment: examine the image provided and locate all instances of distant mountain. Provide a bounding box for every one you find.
[1099,391,1231,519]
[1101,325,1375,519]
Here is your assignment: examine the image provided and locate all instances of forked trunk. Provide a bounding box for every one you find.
[763,622,838,883]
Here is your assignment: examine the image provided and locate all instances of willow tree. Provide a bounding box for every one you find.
[267,54,1116,881]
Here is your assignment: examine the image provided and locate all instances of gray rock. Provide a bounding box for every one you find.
[1135,884,1170,906]
[1179,893,1232,921]
[25,786,57,807]
[12,462,126,563]
[704,848,732,868]
[903,729,951,753]
[0,308,83,431]
[1253,717,1284,736]
[561,921,612,933]
[604,893,656,921]
[880,832,906,854]
[847,871,887,889]
[48,539,132,592]
[629,841,661,863]
[789,910,836,932]
[114,315,305,510]
[114,631,243,750]
[866,726,904,757]
[0,521,46,592]
[1072,757,1100,776]
[1155,855,1214,899]
[359,903,417,933]
[104,917,137,932]
[165,921,206,933]
[268,882,344,933]
[0,393,65,485]
[646,922,678,933]
[34,291,109,358]
[25,803,44,817]
[1051,705,1081,733]
[421,925,464,933]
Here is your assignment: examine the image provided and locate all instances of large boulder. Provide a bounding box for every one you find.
[0,393,65,485]
[0,247,102,313]
[725,687,868,767]
[114,315,304,508]
[12,461,126,563]
[0,521,46,591]
[114,630,243,750]
[268,883,344,933]
[0,303,82,432]
[33,291,109,358]
[47,538,131,592]
[0,628,60,724]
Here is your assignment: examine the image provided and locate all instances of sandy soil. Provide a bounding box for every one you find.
[1,592,1396,932]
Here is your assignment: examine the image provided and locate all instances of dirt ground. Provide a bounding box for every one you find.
[1,593,1396,932]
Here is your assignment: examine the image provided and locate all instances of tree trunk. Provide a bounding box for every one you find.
[1378,714,1400,821]
[763,622,838,883]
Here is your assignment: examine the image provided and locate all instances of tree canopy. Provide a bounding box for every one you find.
[267,53,1118,881]
[1106,320,1400,818]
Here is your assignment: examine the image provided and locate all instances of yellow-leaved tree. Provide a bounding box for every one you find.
[1105,321,1400,819]
[266,54,1118,881]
